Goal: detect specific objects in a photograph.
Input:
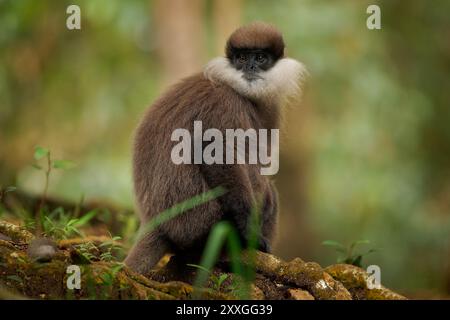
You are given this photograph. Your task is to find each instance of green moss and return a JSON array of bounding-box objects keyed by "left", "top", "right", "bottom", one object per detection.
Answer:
[
  {"left": 325, "top": 264, "right": 406, "bottom": 300},
  {"left": 0, "top": 221, "right": 34, "bottom": 243}
]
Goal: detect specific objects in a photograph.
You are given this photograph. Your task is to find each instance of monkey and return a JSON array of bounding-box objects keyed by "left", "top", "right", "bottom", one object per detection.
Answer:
[{"left": 124, "top": 22, "right": 306, "bottom": 275}]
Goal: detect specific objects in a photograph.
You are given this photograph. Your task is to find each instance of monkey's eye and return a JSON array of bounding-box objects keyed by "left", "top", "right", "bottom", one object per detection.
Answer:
[
  {"left": 237, "top": 53, "right": 247, "bottom": 63},
  {"left": 256, "top": 53, "right": 267, "bottom": 64}
]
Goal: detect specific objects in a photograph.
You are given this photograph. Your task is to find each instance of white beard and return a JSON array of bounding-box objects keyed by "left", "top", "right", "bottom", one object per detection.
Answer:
[{"left": 203, "top": 56, "right": 307, "bottom": 105}]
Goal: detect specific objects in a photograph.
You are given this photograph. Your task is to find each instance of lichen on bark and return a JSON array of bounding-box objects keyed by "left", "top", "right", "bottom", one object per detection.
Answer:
[{"left": 0, "top": 220, "right": 406, "bottom": 300}]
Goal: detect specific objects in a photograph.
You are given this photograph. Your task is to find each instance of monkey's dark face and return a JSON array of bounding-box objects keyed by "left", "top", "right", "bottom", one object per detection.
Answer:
[{"left": 230, "top": 49, "right": 276, "bottom": 81}]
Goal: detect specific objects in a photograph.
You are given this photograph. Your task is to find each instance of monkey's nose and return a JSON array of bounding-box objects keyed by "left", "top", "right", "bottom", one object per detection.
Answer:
[{"left": 247, "top": 64, "right": 257, "bottom": 72}]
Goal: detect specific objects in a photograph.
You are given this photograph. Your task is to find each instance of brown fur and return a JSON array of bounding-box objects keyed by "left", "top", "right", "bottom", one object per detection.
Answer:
[
  {"left": 226, "top": 21, "right": 285, "bottom": 59},
  {"left": 125, "top": 23, "right": 285, "bottom": 275},
  {"left": 125, "top": 74, "right": 279, "bottom": 274}
]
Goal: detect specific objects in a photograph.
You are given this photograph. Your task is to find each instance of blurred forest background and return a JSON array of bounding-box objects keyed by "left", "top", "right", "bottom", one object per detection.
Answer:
[{"left": 0, "top": 0, "right": 449, "bottom": 298}]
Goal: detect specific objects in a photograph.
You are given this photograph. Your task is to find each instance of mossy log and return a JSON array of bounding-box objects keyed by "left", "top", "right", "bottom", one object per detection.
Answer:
[
  {"left": 242, "top": 252, "right": 352, "bottom": 300},
  {"left": 0, "top": 220, "right": 406, "bottom": 300},
  {"left": 325, "top": 264, "right": 407, "bottom": 300}
]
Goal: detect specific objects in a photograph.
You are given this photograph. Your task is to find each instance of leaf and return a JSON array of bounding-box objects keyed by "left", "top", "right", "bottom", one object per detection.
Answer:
[
  {"left": 322, "top": 240, "right": 346, "bottom": 249},
  {"left": 32, "top": 164, "right": 42, "bottom": 170},
  {"left": 338, "top": 256, "right": 347, "bottom": 264},
  {"left": 99, "top": 241, "right": 112, "bottom": 248},
  {"left": 66, "top": 225, "right": 83, "bottom": 237},
  {"left": 111, "top": 264, "right": 124, "bottom": 274},
  {"left": 137, "top": 186, "right": 227, "bottom": 240},
  {"left": 4, "top": 186, "right": 16, "bottom": 193},
  {"left": 44, "top": 216, "right": 56, "bottom": 228},
  {"left": 49, "top": 206, "right": 65, "bottom": 217},
  {"left": 34, "top": 146, "right": 49, "bottom": 160},
  {"left": 217, "top": 274, "right": 229, "bottom": 287},
  {"left": 68, "top": 218, "right": 78, "bottom": 225},
  {"left": 362, "top": 248, "right": 377, "bottom": 256},
  {"left": 52, "top": 160, "right": 76, "bottom": 170},
  {"left": 101, "top": 273, "right": 113, "bottom": 285},
  {"left": 100, "top": 252, "right": 113, "bottom": 261},
  {"left": 350, "top": 240, "right": 370, "bottom": 250},
  {"left": 6, "top": 275, "right": 23, "bottom": 283},
  {"left": 192, "top": 221, "right": 248, "bottom": 299},
  {"left": 352, "top": 255, "right": 363, "bottom": 267},
  {"left": 187, "top": 264, "right": 211, "bottom": 275},
  {"left": 72, "top": 210, "right": 97, "bottom": 227}
]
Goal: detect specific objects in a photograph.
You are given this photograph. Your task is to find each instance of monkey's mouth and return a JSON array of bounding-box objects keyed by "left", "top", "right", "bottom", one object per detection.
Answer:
[{"left": 243, "top": 73, "right": 262, "bottom": 82}]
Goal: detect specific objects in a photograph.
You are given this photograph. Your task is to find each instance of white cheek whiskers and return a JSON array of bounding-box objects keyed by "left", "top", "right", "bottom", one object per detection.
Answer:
[{"left": 204, "top": 56, "right": 307, "bottom": 105}]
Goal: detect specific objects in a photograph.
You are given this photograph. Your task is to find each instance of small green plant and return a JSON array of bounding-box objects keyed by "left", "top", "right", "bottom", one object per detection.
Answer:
[
  {"left": 75, "top": 241, "right": 98, "bottom": 262},
  {"left": 32, "top": 146, "right": 76, "bottom": 233},
  {"left": 322, "top": 239, "right": 377, "bottom": 267},
  {"left": 118, "top": 210, "right": 139, "bottom": 243},
  {"left": 99, "top": 234, "right": 124, "bottom": 262},
  {"left": 190, "top": 221, "right": 252, "bottom": 299},
  {"left": 100, "top": 263, "right": 124, "bottom": 286},
  {"left": 187, "top": 264, "right": 230, "bottom": 291},
  {"left": 42, "top": 207, "right": 97, "bottom": 239},
  {"left": 10, "top": 208, "right": 36, "bottom": 231},
  {"left": 190, "top": 202, "right": 263, "bottom": 299},
  {"left": 75, "top": 234, "right": 123, "bottom": 263},
  {"left": 6, "top": 275, "right": 23, "bottom": 285},
  {"left": 98, "top": 263, "right": 125, "bottom": 299}
]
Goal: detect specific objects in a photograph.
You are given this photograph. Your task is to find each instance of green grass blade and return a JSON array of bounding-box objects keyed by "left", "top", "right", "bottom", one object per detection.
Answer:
[
  {"left": 72, "top": 210, "right": 97, "bottom": 227},
  {"left": 135, "top": 186, "right": 227, "bottom": 242}
]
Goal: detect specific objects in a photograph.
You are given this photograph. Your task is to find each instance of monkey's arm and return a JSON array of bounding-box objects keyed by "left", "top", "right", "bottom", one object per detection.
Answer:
[
  {"left": 199, "top": 161, "right": 256, "bottom": 241},
  {"left": 260, "top": 181, "right": 278, "bottom": 253},
  {"left": 200, "top": 161, "right": 273, "bottom": 252},
  {"left": 201, "top": 163, "right": 252, "bottom": 210},
  {"left": 197, "top": 92, "right": 265, "bottom": 248}
]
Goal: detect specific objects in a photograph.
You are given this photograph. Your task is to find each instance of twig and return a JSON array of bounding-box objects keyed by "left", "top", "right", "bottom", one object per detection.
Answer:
[{"left": 36, "top": 151, "right": 51, "bottom": 235}]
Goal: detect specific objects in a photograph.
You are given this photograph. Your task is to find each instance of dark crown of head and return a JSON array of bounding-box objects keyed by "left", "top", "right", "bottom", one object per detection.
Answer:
[{"left": 225, "top": 22, "right": 285, "bottom": 60}]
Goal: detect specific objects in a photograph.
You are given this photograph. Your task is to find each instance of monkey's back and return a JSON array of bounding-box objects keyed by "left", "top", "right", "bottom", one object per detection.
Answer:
[{"left": 133, "top": 73, "right": 271, "bottom": 248}]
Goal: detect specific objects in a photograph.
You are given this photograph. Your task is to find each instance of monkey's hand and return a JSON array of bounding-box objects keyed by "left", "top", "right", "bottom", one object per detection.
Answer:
[{"left": 224, "top": 196, "right": 272, "bottom": 253}]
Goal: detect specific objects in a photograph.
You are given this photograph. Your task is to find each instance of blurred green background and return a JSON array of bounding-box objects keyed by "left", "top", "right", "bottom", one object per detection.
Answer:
[{"left": 0, "top": 0, "right": 449, "bottom": 298}]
